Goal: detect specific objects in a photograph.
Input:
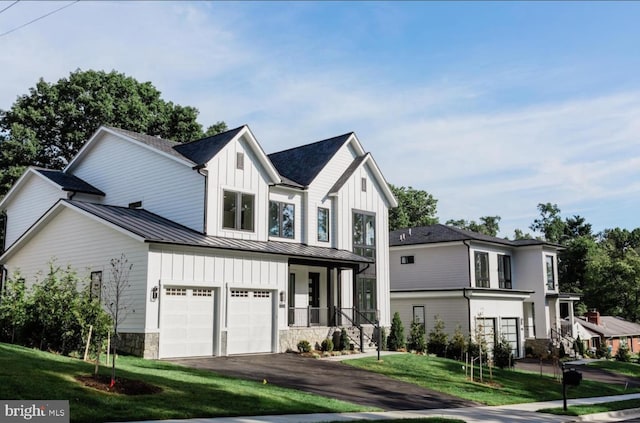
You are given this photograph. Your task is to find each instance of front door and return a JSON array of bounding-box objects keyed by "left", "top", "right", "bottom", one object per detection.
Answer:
[{"left": 309, "top": 273, "right": 320, "bottom": 324}]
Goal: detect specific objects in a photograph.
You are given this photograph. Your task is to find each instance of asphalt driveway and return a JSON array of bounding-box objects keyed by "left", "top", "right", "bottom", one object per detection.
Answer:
[{"left": 170, "top": 353, "right": 476, "bottom": 411}]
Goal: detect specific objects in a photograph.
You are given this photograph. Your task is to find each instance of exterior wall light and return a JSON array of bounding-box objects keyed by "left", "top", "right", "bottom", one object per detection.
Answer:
[{"left": 151, "top": 286, "right": 159, "bottom": 301}]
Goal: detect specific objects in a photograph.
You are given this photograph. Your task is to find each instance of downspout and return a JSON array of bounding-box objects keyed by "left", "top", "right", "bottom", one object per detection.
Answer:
[
  {"left": 463, "top": 240, "right": 472, "bottom": 334},
  {"left": 194, "top": 165, "right": 208, "bottom": 234}
]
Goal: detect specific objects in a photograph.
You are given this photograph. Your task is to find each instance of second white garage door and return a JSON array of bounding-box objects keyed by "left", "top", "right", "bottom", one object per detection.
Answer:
[{"left": 227, "top": 289, "right": 273, "bottom": 355}]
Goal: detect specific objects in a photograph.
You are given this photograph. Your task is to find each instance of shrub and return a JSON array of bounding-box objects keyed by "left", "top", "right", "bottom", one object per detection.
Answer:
[
  {"left": 297, "top": 340, "right": 311, "bottom": 353},
  {"left": 0, "top": 274, "right": 27, "bottom": 344},
  {"left": 427, "top": 315, "right": 448, "bottom": 357},
  {"left": 407, "top": 321, "right": 427, "bottom": 353},
  {"left": 559, "top": 343, "right": 566, "bottom": 359},
  {"left": 387, "top": 312, "right": 405, "bottom": 351},
  {"left": 615, "top": 341, "right": 631, "bottom": 362},
  {"left": 379, "top": 326, "right": 387, "bottom": 351},
  {"left": 574, "top": 336, "right": 585, "bottom": 357},
  {"left": 321, "top": 338, "right": 334, "bottom": 352},
  {"left": 493, "top": 336, "right": 514, "bottom": 369},
  {"left": 447, "top": 325, "right": 467, "bottom": 361},
  {"left": 596, "top": 343, "right": 611, "bottom": 359},
  {"left": 339, "top": 328, "right": 350, "bottom": 351},
  {"left": 468, "top": 337, "right": 488, "bottom": 359}
]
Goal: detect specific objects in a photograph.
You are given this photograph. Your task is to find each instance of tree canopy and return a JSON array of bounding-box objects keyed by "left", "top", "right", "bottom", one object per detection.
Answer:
[
  {"left": 0, "top": 69, "right": 225, "bottom": 196},
  {"left": 446, "top": 216, "right": 501, "bottom": 237},
  {"left": 388, "top": 184, "right": 438, "bottom": 230}
]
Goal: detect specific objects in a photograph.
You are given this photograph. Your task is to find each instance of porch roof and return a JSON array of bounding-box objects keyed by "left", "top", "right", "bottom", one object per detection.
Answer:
[{"left": 67, "top": 200, "right": 372, "bottom": 265}]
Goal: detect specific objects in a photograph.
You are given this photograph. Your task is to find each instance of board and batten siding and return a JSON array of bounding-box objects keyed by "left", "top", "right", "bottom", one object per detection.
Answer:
[
  {"left": 70, "top": 132, "right": 205, "bottom": 232},
  {"left": 333, "top": 160, "right": 392, "bottom": 326},
  {"left": 146, "top": 245, "right": 289, "bottom": 333},
  {"left": 3, "top": 207, "right": 149, "bottom": 332},
  {"left": 391, "top": 295, "right": 470, "bottom": 338},
  {"left": 390, "top": 243, "right": 470, "bottom": 290},
  {"left": 205, "top": 135, "right": 271, "bottom": 240}
]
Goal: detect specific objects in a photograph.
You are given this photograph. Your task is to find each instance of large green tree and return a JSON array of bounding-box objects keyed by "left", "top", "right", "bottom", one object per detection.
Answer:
[
  {"left": 446, "top": 216, "right": 501, "bottom": 237},
  {"left": 0, "top": 69, "right": 225, "bottom": 196},
  {"left": 388, "top": 184, "right": 438, "bottom": 230}
]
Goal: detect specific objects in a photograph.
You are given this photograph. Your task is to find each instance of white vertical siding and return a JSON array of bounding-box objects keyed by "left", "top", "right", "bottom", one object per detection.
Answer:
[
  {"left": 71, "top": 132, "right": 205, "bottom": 232},
  {"left": 390, "top": 243, "right": 470, "bottom": 290},
  {"left": 3, "top": 173, "right": 63, "bottom": 248},
  {"left": 268, "top": 188, "right": 303, "bottom": 243},
  {"left": 3, "top": 207, "right": 149, "bottom": 332},
  {"left": 205, "top": 135, "right": 271, "bottom": 240}
]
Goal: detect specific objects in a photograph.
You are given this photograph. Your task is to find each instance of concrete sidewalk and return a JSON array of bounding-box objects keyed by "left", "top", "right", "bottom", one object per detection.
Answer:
[{"left": 121, "top": 393, "right": 640, "bottom": 423}]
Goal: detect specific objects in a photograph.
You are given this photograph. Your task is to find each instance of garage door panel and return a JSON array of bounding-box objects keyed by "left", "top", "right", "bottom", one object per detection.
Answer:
[{"left": 227, "top": 290, "right": 273, "bottom": 355}]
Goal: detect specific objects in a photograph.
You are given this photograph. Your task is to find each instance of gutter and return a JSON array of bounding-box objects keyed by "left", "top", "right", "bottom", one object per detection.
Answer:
[
  {"left": 194, "top": 166, "right": 208, "bottom": 234},
  {"left": 463, "top": 240, "right": 472, "bottom": 334}
]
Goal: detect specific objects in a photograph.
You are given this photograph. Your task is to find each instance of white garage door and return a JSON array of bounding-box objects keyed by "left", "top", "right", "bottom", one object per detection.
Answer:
[
  {"left": 159, "top": 287, "right": 215, "bottom": 358},
  {"left": 227, "top": 289, "right": 273, "bottom": 355}
]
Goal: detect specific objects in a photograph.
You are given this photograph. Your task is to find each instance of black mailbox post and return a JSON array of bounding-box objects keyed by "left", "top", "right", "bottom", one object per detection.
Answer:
[{"left": 562, "top": 364, "right": 583, "bottom": 411}]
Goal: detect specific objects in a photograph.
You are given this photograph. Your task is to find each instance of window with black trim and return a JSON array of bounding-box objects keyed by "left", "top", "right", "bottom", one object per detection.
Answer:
[
  {"left": 223, "top": 190, "right": 254, "bottom": 231},
  {"left": 546, "top": 255, "right": 555, "bottom": 290},
  {"left": 401, "top": 255, "right": 415, "bottom": 264},
  {"left": 269, "top": 201, "right": 295, "bottom": 238},
  {"left": 498, "top": 254, "right": 512, "bottom": 289},
  {"left": 90, "top": 271, "right": 102, "bottom": 300},
  {"left": 317, "top": 207, "right": 329, "bottom": 242},
  {"left": 413, "top": 305, "right": 425, "bottom": 331},
  {"left": 0, "top": 210, "right": 7, "bottom": 253},
  {"left": 353, "top": 211, "right": 375, "bottom": 258},
  {"left": 474, "top": 251, "right": 489, "bottom": 288}
]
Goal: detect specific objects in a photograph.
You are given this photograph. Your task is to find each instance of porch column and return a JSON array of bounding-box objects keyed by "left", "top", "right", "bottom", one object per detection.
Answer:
[
  {"left": 327, "top": 266, "right": 334, "bottom": 326},
  {"left": 568, "top": 302, "right": 575, "bottom": 338}
]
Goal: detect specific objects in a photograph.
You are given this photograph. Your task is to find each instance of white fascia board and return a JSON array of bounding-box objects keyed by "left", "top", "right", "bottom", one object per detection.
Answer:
[
  {"left": 390, "top": 241, "right": 465, "bottom": 252},
  {"left": 65, "top": 126, "right": 194, "bottom": 173},
  {"left": 467, "top": 290, "right": 532, "bottom": 301},
  {"left": 0, "top": 200, "right": 145, "bottom": 263},
  {"left": 363, "top": 155, "right": 398, "bottom": 208},
  {"left": 0, "top": 167, "right": 62, "bottom": 209},
  {"left": 238, "top": 126, "right": 282, "bottom": 184},
  {"left": 390, "top": 290, "right": 466, "bottom": 300},
  {"left": 346, "top": 133, "right": 366, "bottom": 156}
]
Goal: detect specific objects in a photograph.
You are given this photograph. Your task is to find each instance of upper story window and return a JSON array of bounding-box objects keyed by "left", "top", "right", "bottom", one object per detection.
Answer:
[
  {"left": 317, "top": 207, "right": 329, "bottom": 242},
  {"left": 546, "top": 255, "right": 556, "bottom": 290},
  {"left": 236, "top": 152, "right": 244, "bottom": 170},
  {"left": 0, "top": 210, "right": 6, "bottom": 253},
  {"left": 269, "top": 201, "right": 295, "bottom": 238},
  {"left": 90, "top": 271, "right": 102, "bottom": 300},
  {"left": 353, "top": 211, "right": 375, "bottom": 258},
  {"left": 474, "top": 251, "right": 490, "bottom": 288},
  {"left": 361, "top": 178, "right": 367, "bottom": 192},
  {"left": 497, "top": 254, "right": 512, "bottom": 289},
  {"left": 223, "top": 190, "right": 254, "bottom": 231},
  {"left": 401, "top": 255, "right": 415, "bottom": 264}
]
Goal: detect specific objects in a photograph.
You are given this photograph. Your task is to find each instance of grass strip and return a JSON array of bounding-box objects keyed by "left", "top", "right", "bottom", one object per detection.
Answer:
[{"left": 538, "top": 398, "right": 640, "bottom": 416}]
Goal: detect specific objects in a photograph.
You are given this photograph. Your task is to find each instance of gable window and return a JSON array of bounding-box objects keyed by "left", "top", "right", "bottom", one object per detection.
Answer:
[
  {"left": 546, "top": 255, "right": 555, "bottom": 290},
  {"left": 317, "top": 207, "right": 329, "bottom": 242},
  {"left": 497, "top": 254, "right": 512, "bottom": 289},
  {"left": 90, "top": 271, "right": 102, "bottom": 300},
  {"left": 361, "top": 177, "right": 367, "bottom": 192},
  {"left": 269, "top": 201, "right": 295, "bottom": 238},
  {"left": 223, "top": 190, "right": 254, "bottom": 231},
  {"left": 353, "top": 211, "right": 375, "bottom": 258},
  {"left": 0, "top": 210, "right": 6, "bottom": 253},
  {"left": 474, "top": 251, "right": 490, "bottom": 288},
  {"left": 236, "top": 152, "right": 244, "bottom": 170},
  {"left": 401, "top": 255, "right": 415, "bottom": 264}
]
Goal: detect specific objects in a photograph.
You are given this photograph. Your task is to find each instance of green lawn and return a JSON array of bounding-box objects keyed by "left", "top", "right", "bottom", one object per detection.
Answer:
[
  {"left": 538, "top": 398, "right": 640, "bottom": 416},
  {"left": 588, "top": 360, "right": 640, "bottom": 378},
  {"left": 0, "top": 343, "right": 374, "bottom": 423},
  {"left": 345, "top": 354, "right": 640, "bottom": 406}
]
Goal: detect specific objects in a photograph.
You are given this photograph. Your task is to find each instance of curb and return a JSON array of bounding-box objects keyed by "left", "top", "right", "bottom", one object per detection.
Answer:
[{"left": 570, "top": 407, "right": 640, "bottom": 422}]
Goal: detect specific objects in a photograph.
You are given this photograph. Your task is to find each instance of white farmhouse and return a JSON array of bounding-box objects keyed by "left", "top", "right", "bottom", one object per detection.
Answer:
[{"left": 0, "top": 125, "right": 397, "bottom": 359}]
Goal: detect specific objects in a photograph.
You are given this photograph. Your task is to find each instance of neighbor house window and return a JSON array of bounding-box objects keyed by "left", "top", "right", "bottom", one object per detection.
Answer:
[
  {"left": 475, "top": 251, "right": 490, "bottom": 288},
  {"left": 401, "top": 255, "right": 415, "bottom": 264},
  {"left": 0, "top": 210, "right": 6, "bottom": 253},
  {"left": 317, "top": 207, "right": 329, "bottom": 242},
  {"left": 236, "top": 152, "right": 244, "bottom": 170},
  {"left": 90, "top": 271, "right": 102, "bottom": 300},
  {"left": 413, "top": 305, "right": 425, "bottom": 331},
  {"left": 497, "top": 254, "right": 512, "bottom": 289},
  {"left": 269, "top": 201, "right": 295, "bottom": 238},
  {"left": 223, "top": 190, "right": 254, "bottom": 231},
  {"left": 546, "top": 255, "right": 555, "bottom": 290},
  {"left": 353, "top": 211, "right": 375, "bottom": 258}
]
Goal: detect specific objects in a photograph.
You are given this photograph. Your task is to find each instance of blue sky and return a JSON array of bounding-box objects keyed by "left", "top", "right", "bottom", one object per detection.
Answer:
[{"left": 1, "top": 1, "right": 639, "bottom": 237}]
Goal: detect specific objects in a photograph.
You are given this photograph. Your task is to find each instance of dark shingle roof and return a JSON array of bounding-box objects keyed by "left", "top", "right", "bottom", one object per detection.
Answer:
[
  {"left": 390, "top": 224, "right": 551, "bottom": 248},
  {"left": 67, "top": 200, "right": 371, "bottom": 264},
  {"left": 328, "top": 154, "right": 368, "bottom": 194},
  {"left": 105, "top": 127, "right": 193, "bottom": 164},
  {"left": 575, "top": 316, "right": 640, "bottom": 337},
  {"left": 268, "top": 133, "right": 353, "bottom": 187},
  {"left": 35, "top": 169, "right": 105, "bottom": 196},
  {"left": 173, "top": 126, "right": 245, "bottom": 167}
]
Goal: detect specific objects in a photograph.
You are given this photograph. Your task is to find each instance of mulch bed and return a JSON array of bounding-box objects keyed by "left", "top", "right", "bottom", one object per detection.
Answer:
[{"left": 76, "top": 374, "right": 162, "bottom": 395}]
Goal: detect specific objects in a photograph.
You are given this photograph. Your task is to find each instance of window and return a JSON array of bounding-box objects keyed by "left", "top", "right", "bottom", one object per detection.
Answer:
[
  {"left": 413, "top": 305, "right": 425, "bottom": 331},
  {"left": 546, "top": 255, "right": 555, "bottom": 290},
  {"left": 0, "top": 210, "right": 6, "bottom": 253},
  {"left": 401, "top": 255, "right": 415, "bottom": 264},
  {"left": 474, "top": 251, "right": 489, "bottom": 288},
  {"left": 317, "top": 207, "right": 329, "bottom": 242},
  {"left": 236, "top": 152, "right": 244, "bottom": 170},
  {"left": 353, "top": 211, "right": 375, "bottom": 258},
  {"left": 497, "top": 255, "right": 512, "bottom": 289},
  {"left": 223, "top": 190, "right": 254, "bottom": 231},
  {"left": 166, "top": 288, "right": 187, "bottom": 296},
  {"left": 501, "top": 318, "right": 519, "bottom": 357},
  {"left": 288, "top": 273, "right": 295, "bottom": 325},
  {"left": 269, "top": 201, "right": 295, "bottom": 238},
  {"left": 361, "top": 177, "right": 367, "bottom": 192},
  {"left": 90, "top": 271, "right": 102, "bottom": 300},
  {"left": 476, "top": 317, "right": 496, "bottom": 354},
  {"left": 356, "top": 277, "right": 377, "bottom": 322}
]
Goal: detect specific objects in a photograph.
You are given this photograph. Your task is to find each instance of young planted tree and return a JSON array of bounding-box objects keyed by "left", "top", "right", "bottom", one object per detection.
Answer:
[
  {"left": 102, "top": 254, "right": 134, "bottom": 387},
  {"left": 0, "top": 273, "right": 27, "bottom": 343},
  {"left": 447, "top": 324, "right": 467, "bottom": 361},
  {"left": 427, "top": 315, "right": 448, "bottom": 357},
  {"left": 387, "top": 312, "right": 406, "bottom": 351},
  {"left": 407, "top": 320, "right": 427, "bottom": 353}
]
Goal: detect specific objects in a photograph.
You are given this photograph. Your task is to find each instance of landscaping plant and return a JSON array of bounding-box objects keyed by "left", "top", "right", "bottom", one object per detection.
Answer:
[
  {"left": 492, "top": 335, "right": 514, "bottom": 369},
  {"left": 297, "top": 340, "right": 312, "bottom": 353},
  {"left": 321, "top": 338, "right": 334, "bottom": 352},
  {"left": 427, "top": 315, "right": 448, "bottom": 357},
  {"left": 339, "top": 328, "right": 350, "bottom": 351},
  {"left": 407, "top": 320, "right": 427, "bottom": 353},
  {"left": 446, "top": 325, "right": 467, "bottom": 361},
  {"left": 387, "top": 312, "right": 405, "bottom": 351},
  {"left": 615, "top": 341, "right": 631, "bottom": 362}
]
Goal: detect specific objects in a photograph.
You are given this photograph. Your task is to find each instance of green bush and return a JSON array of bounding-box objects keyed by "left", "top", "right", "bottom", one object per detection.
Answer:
[
  {"left": 427, "top": 315, "right": 448, "bottom": 357},
  {"left": 447, "top": 325, "right": 467, "bottom": 361},
  {"left": 338, "top": 328, "right": 350, "bottom": 351},
  {"left": 493, "top": 336, "right": 514, "bottom": 369},
  {"left": 387, "top": 312, "right": 405, "bottom": 351},
  {"left": 297, "top": 340, "right": 312, "bottom": 353},
  {"left": 407, "top": 321, "right": 427, "bottom": 353},
  {"left": 574, "top": 336, "right": 585, "bottom": 357},
  {"left": 468, "top": 337, "right": 488, "bottom": 359},
  {"left": 615, "top": 342, "right": 631, "bottom": 362},
  {"left": 596, "top": 343, "right": 611, "bottom": 359},
  {"left": 321, "top": 338, "right": 334, "bottom": 352}
]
